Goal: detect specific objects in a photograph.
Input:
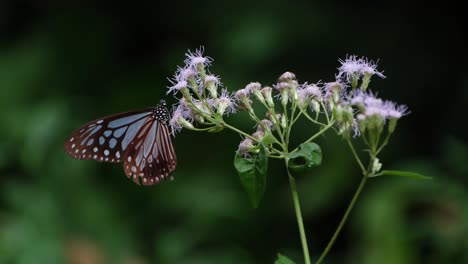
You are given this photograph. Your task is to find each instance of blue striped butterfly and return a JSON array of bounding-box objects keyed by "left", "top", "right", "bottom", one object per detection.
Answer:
[{"left": 64, "top": 100, "right": 176, "bottom": 186}]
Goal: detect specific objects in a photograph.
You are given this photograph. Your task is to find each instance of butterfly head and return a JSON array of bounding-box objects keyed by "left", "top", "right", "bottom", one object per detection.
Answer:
[{"left": 153, "top": 100, "right": 170, "bottom": 124}]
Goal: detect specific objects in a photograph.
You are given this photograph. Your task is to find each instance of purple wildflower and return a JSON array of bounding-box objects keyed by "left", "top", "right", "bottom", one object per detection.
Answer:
[
  {"left": 184, "top": 47, "right": 213, "bottom": 68},
  {"left": 167, "top": 80, "right": 188, "bottom": 95},
  {"left": 215, "top": 89, "right": 236, "bottom": 115},
  {"left": 238, "top": 138, "right": 255, "bottom": 157},
  {"left": 278, "top": 71, "right": 296, "bottom": 82},
  {"left": 337, "top": 55, "right": 363, "bottom": 83}
]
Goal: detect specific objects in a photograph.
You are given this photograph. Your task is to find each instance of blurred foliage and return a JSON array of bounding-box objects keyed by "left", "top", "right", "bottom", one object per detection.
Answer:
[{"left": 0, "top": 1, "right": 466, "bottom": 264}]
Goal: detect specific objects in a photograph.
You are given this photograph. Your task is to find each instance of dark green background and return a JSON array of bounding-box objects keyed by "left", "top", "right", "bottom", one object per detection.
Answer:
[{"left": 0, "top": 1, "right": 466, "bottom": 264}]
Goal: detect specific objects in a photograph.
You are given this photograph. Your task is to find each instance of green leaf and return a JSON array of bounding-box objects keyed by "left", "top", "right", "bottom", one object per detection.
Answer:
[
  {"left": 261, "top": 132, "right": 278, "bottom": 145},
  {"left": 287, "top": 142, "right": 322, "bottom": 172},
  {"left": 274, "top": 253, "right": 296, "bottom": 264},
  {"left": 234, "top": 147, "right": 268, "bottom": 208},
  {"left": 378, "top": 170, "right": 432, "bottom": 180}
]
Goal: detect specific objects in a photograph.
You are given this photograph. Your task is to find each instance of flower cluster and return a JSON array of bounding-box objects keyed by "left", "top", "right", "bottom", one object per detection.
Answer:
[
  {"left": 167, "top": 49, "right": 409, "bottom": 162},
  {"left": 168, "top": 48, "right": 235, "bottom": 134}
]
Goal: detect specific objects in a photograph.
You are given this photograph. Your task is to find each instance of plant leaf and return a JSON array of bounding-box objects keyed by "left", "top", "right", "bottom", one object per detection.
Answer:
[
  {"left": 234, "top": 147, "right": 268, "bottom": 208},
  {"left": 274, "top": 253, "right": 296, "bottom": 264},
  {"left": 378, "top": 170, "right": 432, "bottom": 180},
  {"left": 262, "top": 132, "right": 277, "bottom": 145},
  {"left": 287, "top": 142, "right": 322, "bottom": 172}
]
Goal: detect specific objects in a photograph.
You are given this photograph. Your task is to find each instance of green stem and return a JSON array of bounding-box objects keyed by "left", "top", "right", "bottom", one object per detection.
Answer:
[
  {"left": 286, "top": 162, "right": 311, "bottom": 264},
  {"left": 222, "top": 121, "right": 283, "bottom": 154},
  {"left": 346, "top": 139, "right": 366, "bottom": 174},
  {"left": 290, "top": 121, "right": 335, "bottom": 153},
  {"left": 302, "top": 111, "right": 328, "bottom": 127},
  {"left": 315, "top": 174, "right": 368, "bottom": 264}
]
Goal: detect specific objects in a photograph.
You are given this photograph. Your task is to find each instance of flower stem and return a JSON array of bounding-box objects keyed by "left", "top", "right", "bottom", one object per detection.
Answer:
[
  {"left": 346, "top": 139, "right": 366, "bottom": 174},
  {"left": 286, "top": 162, "right": 311, "bottom": 264},
  {"left": 315, "top": 174, "right": 368, "bottom": 264}
]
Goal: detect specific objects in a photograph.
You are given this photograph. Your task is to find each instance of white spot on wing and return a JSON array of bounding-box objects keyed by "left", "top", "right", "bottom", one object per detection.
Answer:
[{"left": 104, "top": 150, "right": 109, "bottom": 156}]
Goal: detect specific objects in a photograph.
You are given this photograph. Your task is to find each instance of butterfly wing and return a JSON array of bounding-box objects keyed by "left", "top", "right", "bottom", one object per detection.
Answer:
[
  {"left": 123, "top": 120, "right": 177, "bottom": 186},
  {"left": 64, "top": 103, "right": 177, "bottom": 186},
  {"left": 64, "top": 110, "right": 153, "bottom": 163}
]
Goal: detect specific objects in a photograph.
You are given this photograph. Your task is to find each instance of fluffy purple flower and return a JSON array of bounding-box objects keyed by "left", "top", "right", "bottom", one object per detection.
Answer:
[
  {"left": 204, "top": 75, "right": 220, "bottom": 86},
  {"left": 176, "top": 66, "right": 198, "bottom": 82},
  {"left": 360, "top": 58, "right": 385, "bottom": 79},
  {"left": 215, "top": 89, "right": 236, "bottom": 115},
  {"left": 167, "top": 80, "right": 188, "bottom": 95},
  {"left": 238, "top": 138, "right": 255, "bottom": 157},
  {"left": 245, "top": 82, "right": 262, "bottom": 93},
  {"left": 184, "top": 47, "right": 213, "bottom": 68},
  {"left": 235, "top": 88, "right": 251, "bottom": 100},
  {"left": 278, "top": 71, "right": 296, "bottom": 82},
  {"left": 383, "top": 101, "right": 409, "bottom": 119},
  {"left": 170, "top": 106, "right": 194, "bottom": 134},
  {"left": 337, "top": 55, "right": 363, "bottom": 82}
]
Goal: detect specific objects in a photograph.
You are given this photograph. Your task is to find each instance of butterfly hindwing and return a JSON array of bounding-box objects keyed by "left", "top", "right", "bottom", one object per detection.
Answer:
[{"left": 123, "top": 121, "right": 177, "bottom": 186}]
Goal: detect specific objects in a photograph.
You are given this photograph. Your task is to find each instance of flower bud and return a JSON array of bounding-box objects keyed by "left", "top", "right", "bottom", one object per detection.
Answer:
[
  {"left": 327, "top": 82, "right": 343, "bottom": 104},
  {"left": 204, "top": 75, "right": 219, "bottom": 98},
  {"left": 278, "top": 71, "right": 296, "bottom": 83},
  {"left": 252, "top": 131, "right": 265, "bottom": 140},
  {"left": 238, "top": 138, "right": 255, "bottom": 157},
  {"left": 334, "top": 104, "right": 344, "bottom": 122},
  {"left": 310, "top": 100, "right": 320, "bottom": 113},
  {"left": 371, "top": 158, "right": 382, "bottom": 174},
  {"left": 289, "top": 80, "right": 299, "bottom": 102},
  {"left": 246, "top": 82, "right": 265, "bottom": 104},
  {"left": 261, "top": 86, "right": 274, "bottom": 107},
  {"left": 280, "top": 114, "right": 287, "bottom": 129},
  {"left": 178, "top": 116, "right": 194, "bottom": 129},
  {"left": 357, "top": 114, "right": 366, "bottom": 134},
  {"left": 258, "top": 119, "right": 274, "bottom": 132}
]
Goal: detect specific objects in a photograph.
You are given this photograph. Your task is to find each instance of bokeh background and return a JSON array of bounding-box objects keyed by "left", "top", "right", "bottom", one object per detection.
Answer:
[{"left": 0, "top": 1, "right": 466, "bottom": 264}]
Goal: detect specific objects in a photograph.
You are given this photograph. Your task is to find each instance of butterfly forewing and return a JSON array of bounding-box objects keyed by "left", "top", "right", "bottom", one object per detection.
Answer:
[
  {"left": 64, "top": 110, "right": 152, "bottom": 163},
  {"left": 64, "top": 103, "right": 176, "bottom": 186}
]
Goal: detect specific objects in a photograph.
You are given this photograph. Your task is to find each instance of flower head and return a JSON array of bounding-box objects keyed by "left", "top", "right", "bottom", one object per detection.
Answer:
[
  {"left": 337, "top": 55, "right": 363, "bottom": 83},
  {"left": 261, "top": 86, "right": 274, "bottom": 107},
  {"left": 176, "top": 66, "right": 198, "bottom": 82},
  {"left": 325, "top": 80, "right": 346, "bottom": 107},
  {"left": 170, "top": 106, "right": 194, "bottom": 134},
  {"left": 278, "top": 71, "right": 296, "bottom": 83},
  {"left": 275, "top": 82, "right": 291, "bottom": 106},
  {"left": 215, "top": 89, "right": 236, "bottom": 115},
  {"left": 297, "top": 83, "right": 323, "bottom": 109},
  {"left": 245, "top": 82, "right": 262, "bottom": 93},
  {"left": 252, "top": 131, "right": 265, "bottom": 140},
  {"left": 360, "top": 58, "right": 385, "bottom": 79},
  {"left": 238, "top": 138, "right": 255, "bottom": 157},
  {"left": 184, "top": 47, "right": 213, "bottom": 68},
  {"left": 204, "top": 75, "right": 221, "bottom": 98},
  {"left": 167, "top": 80, "right": 188, "bottom": 95},
  {"left": 383, "top": 101, "right": 409, "bottom": 119},
  {"left": 257, "top": 119, "right": 274, "bottom": 132}
]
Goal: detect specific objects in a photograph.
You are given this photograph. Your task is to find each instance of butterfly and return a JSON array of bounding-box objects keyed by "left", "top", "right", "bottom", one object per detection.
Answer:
[{"left": 64, "top": 100, "right": 176, "bottom": 186}]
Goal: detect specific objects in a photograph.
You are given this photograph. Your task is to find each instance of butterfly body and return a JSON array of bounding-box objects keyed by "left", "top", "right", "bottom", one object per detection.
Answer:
[{"left": 64, "top": 101, "right": 176, "bottom": 186}]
